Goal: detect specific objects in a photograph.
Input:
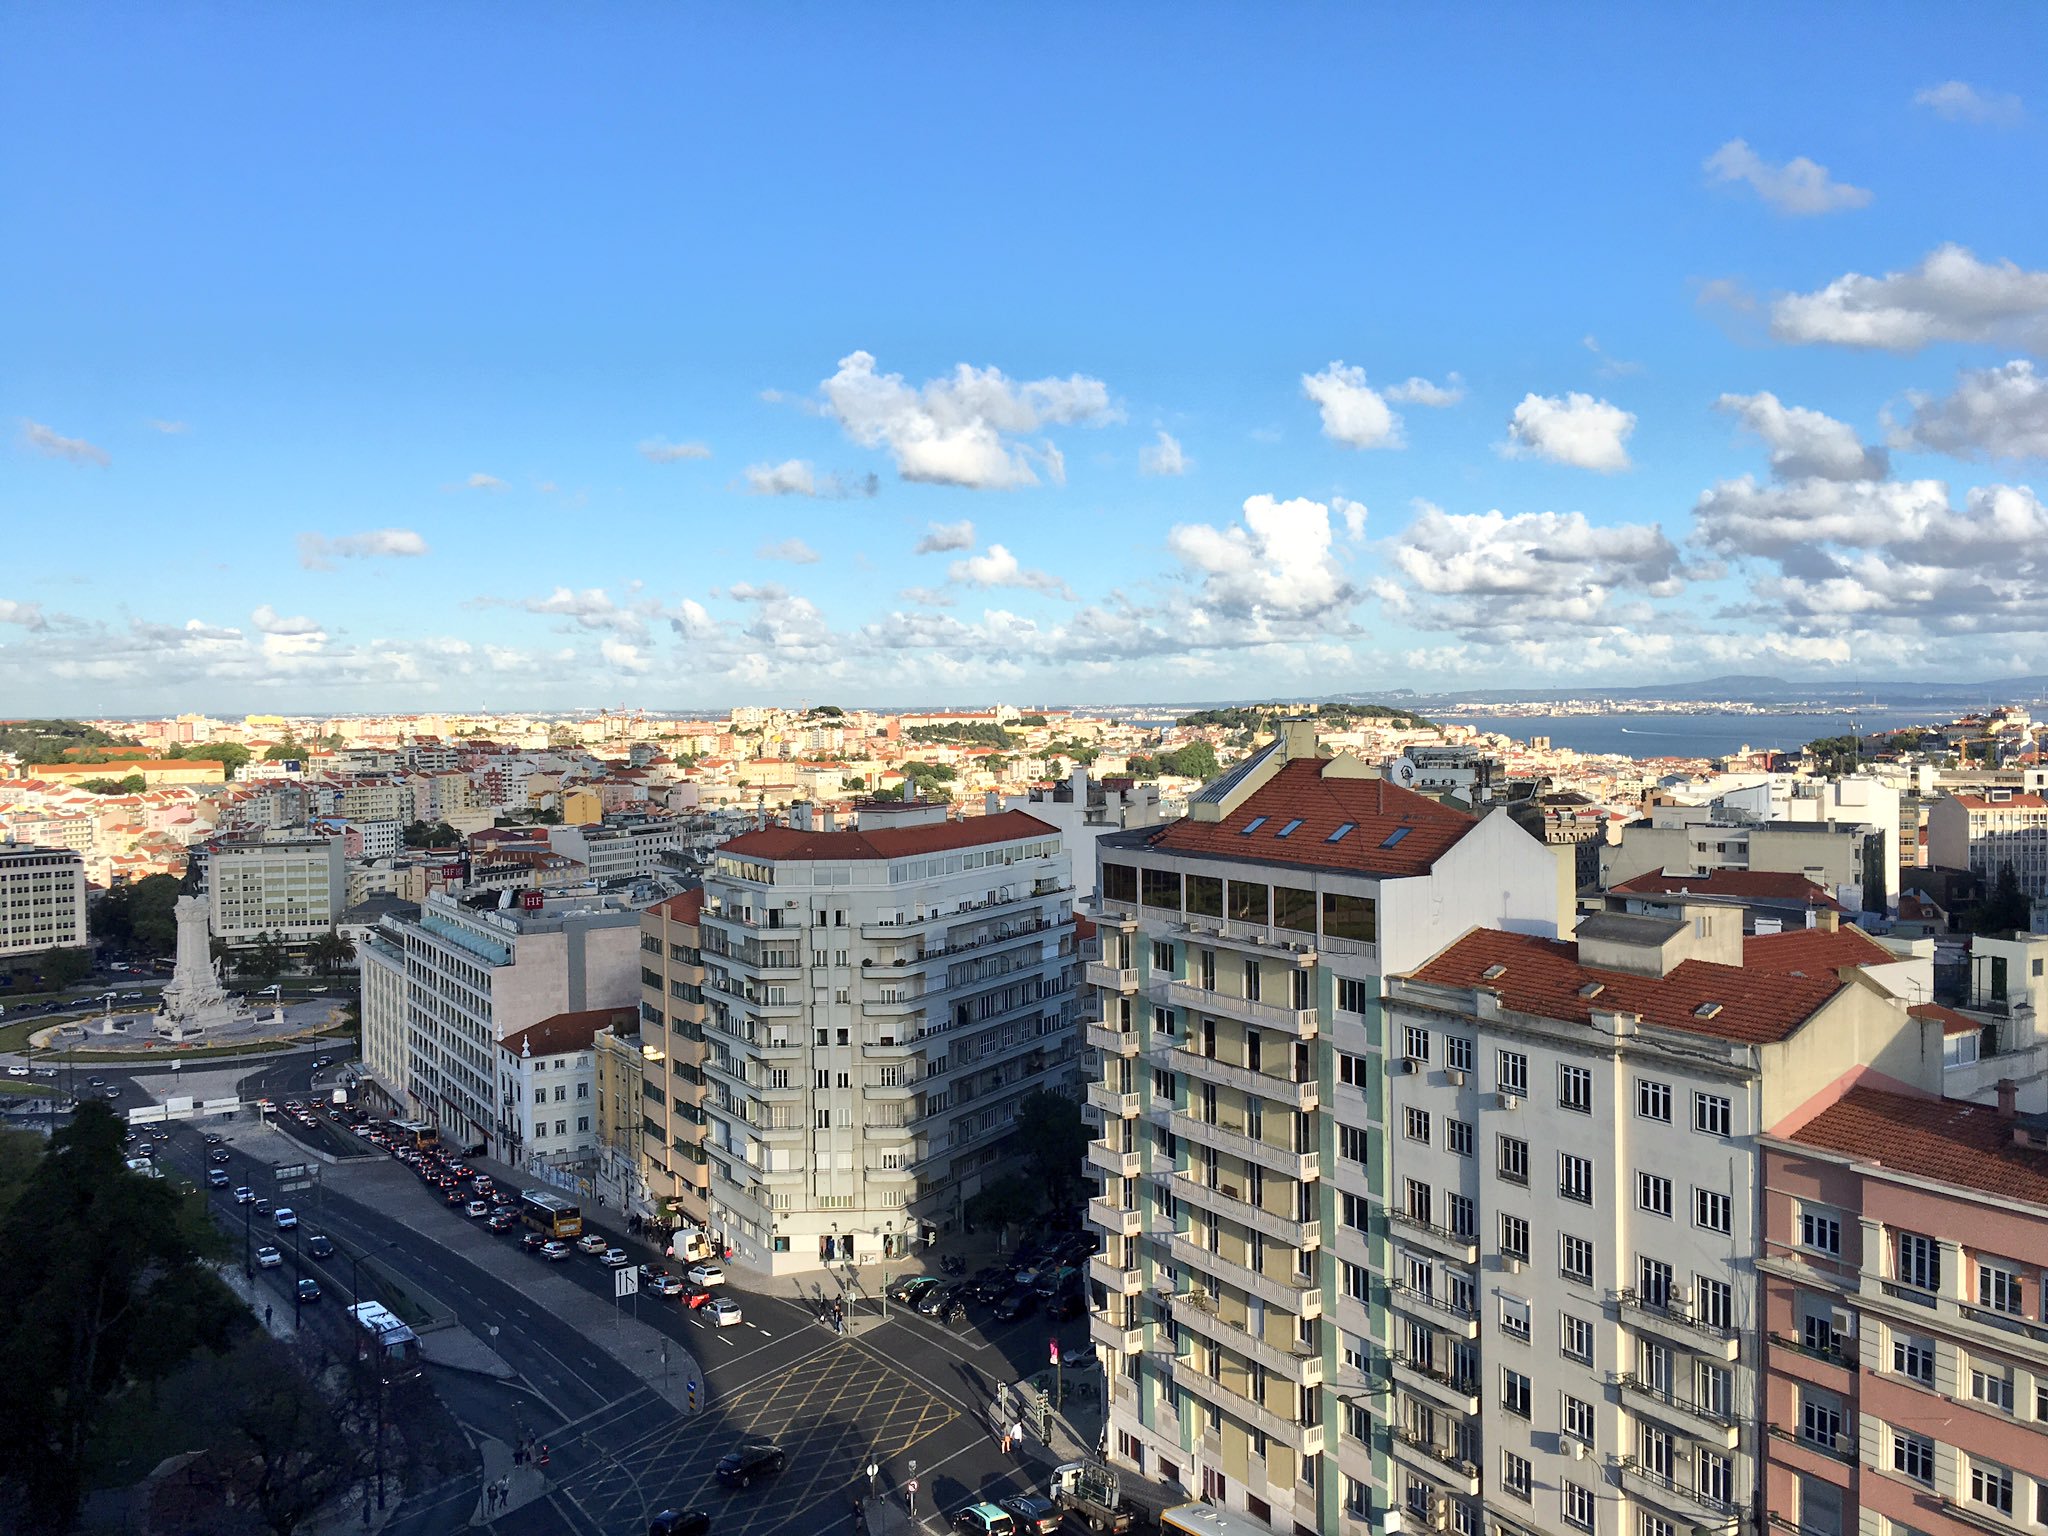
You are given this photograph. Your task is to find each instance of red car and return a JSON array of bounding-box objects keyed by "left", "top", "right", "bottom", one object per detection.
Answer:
[{"left": 679, "top": 1285, "right": 714, "bottom": 1309}]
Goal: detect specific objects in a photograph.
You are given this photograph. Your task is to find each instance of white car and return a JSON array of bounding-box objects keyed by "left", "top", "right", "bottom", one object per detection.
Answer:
[
  {"left": 256, "top": 1245, "right": 282, "bottom": 1269},
  {"left": 687, "top": 1262, "right": 726, "bottom": 1287},
  {"left": 574, "top": 1232, "right": 608, "bottom": 1255},
  {"left": 4, "top": 1066, "right": 27, "bottom": 1078},
  {"left": 542, "top": 1240, "right": 573, "bottom": 1261},
  {"left": 600, "top": 1247, "right": 630, "bottom": 1268},
  {"left": 274, "top": 1207, "right": 297, "bottom": 1230},
  {"left": 706, "top": 1297, "right": 743, "bottom": 1327}
]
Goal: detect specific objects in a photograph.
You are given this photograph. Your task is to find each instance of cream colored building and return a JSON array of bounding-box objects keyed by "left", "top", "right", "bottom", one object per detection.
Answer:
[
  {"left": 0, "top": 841, "right": 88, "bottom": 959},
  {"left": 638, "top": 888, "right": 711, "bottom": 1229}
]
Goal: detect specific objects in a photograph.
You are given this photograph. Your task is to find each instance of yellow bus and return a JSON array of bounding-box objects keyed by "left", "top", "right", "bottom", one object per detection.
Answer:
[
  {"left": 1160, "top": 1506, "right": 1275, "bottom": 1536},
  {"left": 518, "top": 1188, "right": 583, "bottom": 1239}
]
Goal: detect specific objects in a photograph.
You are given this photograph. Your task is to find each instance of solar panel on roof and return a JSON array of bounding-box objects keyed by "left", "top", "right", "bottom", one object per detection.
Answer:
[
  {"left": 1381, "top": 826, "right": 1411, "bottom": 848},
  {"left": 1276, "top": 819, "right": 1303, "bottom": 838}
]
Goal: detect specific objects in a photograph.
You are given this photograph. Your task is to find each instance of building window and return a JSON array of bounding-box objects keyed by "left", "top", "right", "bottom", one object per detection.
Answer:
[
  {"left": 1799, "top": 1393, "right": 1844, "bottom": 1452},
  {"left": 1693, "top": 1091, "right": 1731, "bottom": 1136},
  {"left": 1891, "top": 1430, "right": 1934, "bottom": 1484},
  {"left": 1404, "top": 1107, "right": 1431, "bottom": 1144},
  {"left": 1502, "top": 1452, "right": 1531, "bottom": 1501},
  {"left": 1321, "top": 891, "right": 1376, "bottom": 942},
  {"left": 1561, "top": 1312, "right": 1594, "bottom": 1364},
  {"left": 1637, "top": 1171, "right": 1673, "bottom": 1217},
  {"left": 1500, "top": 1294, "right": 1530, "bottom": 1341},
  {"left": 577, "top": 1115, "right": 589, "bottom": 1133},
  {"left": 1637, "top": 1078, "right": 1672, "bottom": 1122},
  {"left": 1337, "top": 977, "right": 1371, "bottom": 1013},
  {"left": 1971, "top": 1365, "right": 2014, "bottom": 1413},
  {"left": 1560, "top": 1234, "right": 1594, "bottom": 1285},
  {"left": 1977, "top": 1258, "right": 2023, "bottom": 1314},
  {"left": 1339, "top": 1125, "right": 1368, "bottom": 1164},
  {"left": 1892, "top": 1332, "right": 1934, "bottom": 1384},
  {"left": 1404, "top": 1025, "right": 1432, "bottom": 1062},
  {"left": 1341, "top": 1191, "right": 1370, "bottom": 1232},
  {"left": 1445, "top": 1035, "right": 1473, "bottom": 1073},
  {"left": 1562, "top": 1394, "right": 1594, "bottom": 1444},
  {"left": 1970, "top": 1460, "right": 2014, "bottom": 1517},
  {"left": 1694, "top": 1187, "right": 1732, "bottom": 1235},
  {"left": 1558, "top": 1153, "right": 1593, "bottom": 1204},
  {"left": 1152, "top": 941, "right": 1175, "bottom": 971},
  {"left": 1502, "top": 1369, "right": 1531, "bottom": 1417},
  {"left": 1695, "top": 1276, "right": 1733, "bottom": 1330},
  {"left": 1446, "top": 1120, "right": 1473, "bottom": 1157},
  {"left": 1558, "top": 1064, "right": 1592, "bottom": 1113},
  {"left": 1800, "top": 1209, "right": 1842, "bottom": 1255},
  {"left": 1497, "top": 1135, "right": 1528, "bottom": 1186},
  {"left": 1496, "top": 1050, "right": 1527, "bottom": 1096},
  {"left": 1500, "top": 1215, "right": 1529, "bottom": 1264},
  {"left": 1562, "top": 1482, "right": 1594, "bottom": 1533},
  {"left": 1447, "top": 1193, "right": 1476, "bottom": 1239},
  {"left": 1895, "top": 1231, "right": 1940, "bottom": 1291}
]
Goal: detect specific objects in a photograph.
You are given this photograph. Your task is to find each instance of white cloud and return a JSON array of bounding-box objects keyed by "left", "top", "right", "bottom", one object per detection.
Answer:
[
  {"left": 21, "top": 420, "right": 109, "bottom": 466},
  {"left": 1301, "top": 362, "right": 1400, "bottom": 449},
  {"left": 896, "top": 585, "right": 956, "bottom": 607},
  {"left": 1715, "top": 392, "right": 1888, "bottom": 481},
  {"left": 297, "top": 528, "right": 431, "bottom": 570},
  {"left": 1702, "top": 138, "right": 1872, "bottom": 216},
  {"left": 1334, "top": 497, "right": 1368, "bottom": 540},
  {"left": 1770, "top": 244, "right": 2048, "bottom": 353},
  {"left": 1913, "top": 80, "right": 2024, "bottom": 127},
  {"left": 1582, "top": 335, "right": 1644, "bottom": 377},
  {"left": 1692, "top": 474, "right": 1952, "bottom": 558},
  {"left": 484, "top": 586, "right": 655, "bottom": 637},
  {"left": 463, "top": 472, "right": 507, "bottom": 491},
  {"left": 600, "top": 638, "right": 651, "bottom": 673},
  {"left": 639, "top": 438, "right": 712, "bottom": 463},
  {"left": 0, "top": 599, "right": 48, "bottom": 630},
  {"left": 914, "top": 520, "right": 976, "bottom": 554},
  {"left": 1890, "top": 360, "right": 2048, "bottom": 461},
  {"left": 1384, "top": 374, "right": 1466, "bottom": 407},
  {"left": 819, "top": 350, "right": 1119, "bottom": 489},
  {"left": 1501, "top": 392, "right": 1636, "bottom": 472},
  {"left": 742, "top": 459, "right": 878, "bottom": 498},
  {"left": 757, "top": 537, "right": 821, "bottom": 564},
  {"left": 947, "top": 544, "right": 1073, "bottom": 597},
  {"left": 1139, "top": 429, "right": 1190, "bottom": 477},
  {"left": 145, "top": 418, "right": 188, "bottom": 434},
  {"left": 1167, "top": 494, "right": 1353, "bottom": 620},
  {"left": 250, "top": 604, "right": 323, "bottom": 636}
]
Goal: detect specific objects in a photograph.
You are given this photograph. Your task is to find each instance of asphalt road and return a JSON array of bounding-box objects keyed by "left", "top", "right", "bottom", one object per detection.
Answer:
[{"left": 130, "top": 1058, "right": 1101, "bottom": 1536}]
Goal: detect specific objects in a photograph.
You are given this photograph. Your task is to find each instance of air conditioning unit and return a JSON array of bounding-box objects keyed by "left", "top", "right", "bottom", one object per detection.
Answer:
[
  {"left": 1829, "top": 1306, "right": 1856, "bottom": 1336},
  {"left": 1672, "top": 1286, "right": 1693, "bottom": 1311},
  {"left": 1395, "top": 1058, "right": 1416, "bottom": 1075},
  {"left": 1505, "top": 1257, "right": 1523, "bottom": 1275},
  {"left": 1568, "top": 1436, "right": 1589, "bottom": 1461},
  {"left": 1446, "top": 1068, "right": 1467, "bottom": 1087},
  {"left": 1497, "top": 1092, "right": 1521, "bottom": 1111}
]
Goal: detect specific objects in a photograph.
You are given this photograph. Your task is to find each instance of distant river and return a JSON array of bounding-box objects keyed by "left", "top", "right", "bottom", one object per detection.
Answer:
[{"left": 1430, "top": 708, "right": 1949, "bottom": 760}]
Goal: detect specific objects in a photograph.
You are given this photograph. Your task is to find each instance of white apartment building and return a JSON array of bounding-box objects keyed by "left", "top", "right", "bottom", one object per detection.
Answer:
[
  {"left": 548, "top": 816, "right": 686, "bottom": 886},
  {"left": 0, "top": 841, "right": 88, "bottom": 958},
  {"left": 356, "top": 886, "right": 641, "bottom": 1152},
  {"left": 699, "top": 800, "right": 1081, "bottom": 1276},
  {"left": 639, "top": 889, "right": 711, "bottom": 1229},
  {"left": 204, "top": 836, "right": 346, "bottom": 947},
  {"left": 1380, "top": 911, "right": 1939, "bottom": 1536},
  {"left": 1003, "top": 767, "right": 1167, "bottom": 901},
  {"left": 497, "top": 1007, "right": 633, "bottom": 1169},
  {"left": 1927, "top": 791, "right": 2048, "bottom": 899},
  {"left": 1083, "top": 723, "right": 1566, "bottom": 1535}
]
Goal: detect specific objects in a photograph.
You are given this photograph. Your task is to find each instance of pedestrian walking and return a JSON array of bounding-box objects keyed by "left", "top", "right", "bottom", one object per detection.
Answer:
[
  {"left": 1009, "top": 1420, "right": 1024, "bottom": 1456},
  {"left": 264, "top": 1304, "right": 273, "bottom": 1328},
  {"left": 866, "top": 1460, "right": 878, "bottom": 1495}
]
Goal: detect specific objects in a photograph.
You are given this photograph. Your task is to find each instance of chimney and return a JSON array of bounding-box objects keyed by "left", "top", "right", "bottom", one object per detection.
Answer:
[
  {"left": 985, "top": 790, "right": 1000, "bottom": 816},
  {"left": 821, "top": 805, "right": 835, "bottom": 832},
  {"left": 1279, "top": 718, "right": 1319, "bottom": 761},
  {"left": 1816, "top": 910, "right": 1840, "bottom": 933},
  {"left": 1997, "top": 1078, "right": 2019, "bottom": 1117}
]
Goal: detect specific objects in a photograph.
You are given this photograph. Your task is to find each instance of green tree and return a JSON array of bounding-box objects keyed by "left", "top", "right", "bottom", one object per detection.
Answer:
[
  {"left": 0, "top": 1102, "right": 241, "bottom": 1531},
  {"left": 262, "top": 729, "right": 303, "bottom": 762},
  {"left": 34, "top": 947, "right": 94, "bottom": 988},
  {"left": 402, "top": 819, "right": 461, "bottom": 848},
  {"left": 1012, "top": 1088, "right": 1090, "bottom": 1213},
  {"left": 234, "top": 933, "right": 290, "bottom": 980},
  {"left": 1973, "top": 862, "right": 2031, "bottom": 935},
  {"left": 188, "top": 1331, "right": 367, "bottom": 1536},
  {"left": 165, "top": 742, "right": 252, "bottom": 778},
  {"left": 306, "top": 929, "right": 354, "bottom": 975},
  {"left": 964, "top": 1172, "right": 1038, "bottom": 1242},
  {"left": 79, "top": 775, "right": 145, "bottom": 795}
]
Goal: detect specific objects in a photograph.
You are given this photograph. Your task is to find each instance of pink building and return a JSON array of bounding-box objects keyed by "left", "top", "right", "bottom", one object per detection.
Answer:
[{"left": 1762, "top": 1085, "right": 2048, "bottom": 1536}]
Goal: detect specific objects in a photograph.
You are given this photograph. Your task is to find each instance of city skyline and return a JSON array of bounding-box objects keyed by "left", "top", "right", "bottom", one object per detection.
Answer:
[{"left": 6, "top": 8, "right": 2046, "bottom": 714}]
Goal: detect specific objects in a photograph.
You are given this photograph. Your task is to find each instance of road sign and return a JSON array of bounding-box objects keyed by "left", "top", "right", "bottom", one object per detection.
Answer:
[
  {"left": 615, "top": 1266, "right": 639, "bottom": 1299},
  {"left": 907, "top": 1479, "right": 917, "bottom": 1496},
  {"left": 1050, "top": 1340, "right": 1060, "bottom": 1365},
  {"left": 275, "top": 1164, "right": 307, "bottom": 1182}
]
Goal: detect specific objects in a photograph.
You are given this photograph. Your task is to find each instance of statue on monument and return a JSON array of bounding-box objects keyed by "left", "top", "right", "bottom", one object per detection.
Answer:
[{"left": 158, "top": 854, "right": 241, "bottom": 1038}]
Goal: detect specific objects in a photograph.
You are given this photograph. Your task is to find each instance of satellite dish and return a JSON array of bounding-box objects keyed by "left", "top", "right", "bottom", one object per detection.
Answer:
[{"left": 1392, "top": 758, "right": 1419, "bottom": 788}]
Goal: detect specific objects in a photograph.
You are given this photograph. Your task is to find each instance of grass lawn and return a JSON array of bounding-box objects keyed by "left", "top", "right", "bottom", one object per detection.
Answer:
[{"left": 0, "top": 1078, "right": 52, "bottom": 1096}]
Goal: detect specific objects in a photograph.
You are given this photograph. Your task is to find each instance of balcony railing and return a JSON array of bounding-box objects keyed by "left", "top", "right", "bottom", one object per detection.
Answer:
[
  {"left": 1616, "top": 1459, "right": 1738, "bottom": 1521},
  {"left": 1158, "top": 979, "right": 1318, "bottom": 1036},
  {"left": 1085, "top": 1020, "right": 1141, "bottom": 1056},
  {"left": 1390, "top": 1426, "right": 1481, "bottom": 1492},
  {"left": 1767, "top": 1423, "right": 1856, "bottom": 1464},
  {"left": 1618, "top": 1288, "right": 1740, "bottom": 1348},
  {"left": 1168, "top": 1039, "right": 1321, "bottom": 1109},
  {"left": 1618, "top": 1374, "right": 1740, "bottom": 1443},
  {"left": 1389, "top": 1280, "right": 1479, "bottom": 1335},
  {"left": 1768, "top": 1331, "right": 1854, "bottom": 1370},
  {"left": 1085, "top": 961, "right": 1140, "bottom": 992},
  {"left": 1388, "top": 1210, "right": 1479, "bottom": 1263},
  {"left": 1176, "top": 1113, "right": 1319, "bottom": 1181}
]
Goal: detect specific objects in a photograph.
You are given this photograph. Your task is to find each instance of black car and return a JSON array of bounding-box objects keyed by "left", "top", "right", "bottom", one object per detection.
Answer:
[
  {"left": 1046, "top": 1287, "right": 1087, "bottom": 1322},
  {"left": 520, "top": 1230, "right": 546, "bottom": 1253},
  {"left": 296, "top": 1278, "right": 321, "bottom": 1303},
  {"left": 1000, "top": 1494, "right": 1062, "bottom": 1535},
  {"left": 991, "top": 1288, "right": 1038, "bottom": 1322},
  {"left": 252, "top": 1199, "right": 272, "bottom": 1219},
  {"left": 889, "top": 1276, "right": 939, "bottom": 1306},
  {"left": 647, "top": 1514, "right": 709, "bottom": 1536},
  {"left": 306, "top": 1235, "right": 335, "bottom": 1259},
  {"left": 713, "top": 1442, "right": 786, "bottom": 1489}
]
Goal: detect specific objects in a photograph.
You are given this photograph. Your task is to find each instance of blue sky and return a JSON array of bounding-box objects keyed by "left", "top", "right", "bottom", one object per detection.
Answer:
[{"left": 5, "top": 5, "right": 2047, "bottom": 714}]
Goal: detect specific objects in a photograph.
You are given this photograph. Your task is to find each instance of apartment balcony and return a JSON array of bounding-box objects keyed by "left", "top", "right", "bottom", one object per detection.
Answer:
[
  {"left": 1166, "top": 1233, "right": 1323, "bottom": 1319},
  {"left": 1088, "top": 1195, "right": 1144, "bottom": 1240},
  {"left": 1170, "top": 915, "right": 1318, "bottom": 967},
  {"left": 1168, "top": 1040, "right": 1321, "bottom": 1111},
  {"left": 1167, "top": 1292, "right": 1325, "bottom": 1386},
  {"left": 667, "top": 1035, "right": 709, "bottom": 1067},
  {"left": 1174, "top": 1113, "right": 1319, "bottom": 1182},
  {"left": 1387, "top": 1210, "right": 1479, "bottom": 1265},
  {"left": 862, "top": 1163, "right": 917, "bottom": 1186},
  {"left": 1388, "top": 1426, "right": 1482, "bottom": 1497},
  {"left": 1089, "top": 1253, "right": 1144, "bottom": 1297},
  {"left": 1159, "top": 979, "right": 1318, "bottom": 1037},
  {"left": 1164, "top": 1362, "right": 1326, "bottom": 1457},
  {"left": 1088, "top": 1139, "right": 1142, "bottom": 1180},
  {"left": 860, "top": 996, "right": 928, "bottom": 1019},
  {"left": 1086, "top": 1021, "right": 1141, "bottom": 1057},
  {"left": 1086, "top": 1082, "right": 1142, "bottom": 1119},
  {"left": 1617, "top": 1289, "right": 1743, "bottom": 1362},
  {"left": 1618, "top": 1374, "right": 1741, "bottom": 1448},
  {"left": 1615, "top": 1458, "right": 1740, "bottom": 1524},
  {"left": 858, "top": 888, "right": 1059, "bottom": 941},
  {"left": 1171, "top": 1171, "right": 1321, "bottom": 1251},
  {"left": 1766, "top": 1423, "right": 1856, "bottom": 1467},
  {"left": 1090, "top": 1307, "right": 1147, "bottom": 1356},
  {"left": 1389, "top": 1352, "right": 1480, "bottom": 1415},
  {"left": 861, "top": 1037, "right": 918, "bottom": 1060},
  {"left": 1086, "top": 961, "right": 1140, "bottom": 992},
  {"left": 1388, "top": 1280, "right": 1479, "bottom": 1340}
]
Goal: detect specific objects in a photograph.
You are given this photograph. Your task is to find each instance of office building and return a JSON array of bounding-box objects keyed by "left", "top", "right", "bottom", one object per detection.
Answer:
[
  {"left": 204, "top": 836, "right": 346, "bottom": 948},
  {"left": 1928, "top": 791, "right": 2048, "bottom": 900},
  {"left": 0, "top": 841, "right": 88, "bottom": 959}
]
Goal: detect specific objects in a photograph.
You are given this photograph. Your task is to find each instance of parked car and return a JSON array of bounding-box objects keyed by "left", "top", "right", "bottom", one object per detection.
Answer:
[
  {"left": 255, "top": 1245, "right": 282, "bottom": 1269},
  {"left": 1046, "top": 1288, "right": 1087, "bottom": 1322},
  {"left": 999, "top": 1494, "right": 1062, "bottom": 1535},
  {"left": 296, "top": 1278, "right": 321, "bottom": 1303},
  {"left": 686, "top": 1262, "right": 725, "bottom": 1287},
  {"left": 542, "top": 1240, "right": 573, "bottom": 1261},
  {"left": 713, "top": 1442, "right": 785, "bottom": 1489},
  {"left": 575, "top": 1232, "right": 608, "bottom": 1255},
  {"left": 706, "top": 1297, "right": 743, "bottom": 1327},
  {"left": 306, "top": 1235, "right": 335, "bottom": 1259}
]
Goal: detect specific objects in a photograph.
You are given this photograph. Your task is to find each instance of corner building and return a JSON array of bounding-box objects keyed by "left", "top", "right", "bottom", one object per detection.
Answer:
[
  {"left": 1083, "top": 723, "right": 1566, "bottom": 1534},
  {"left": 699, "top": 801, "right": 1080, "bottom": 1276}
]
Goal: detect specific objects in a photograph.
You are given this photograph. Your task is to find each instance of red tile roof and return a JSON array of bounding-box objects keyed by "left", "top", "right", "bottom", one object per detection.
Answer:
[
  {"left": 1141, "top": 758, "right": 1478, "bottom": 877},
  {"left": 721, "top": 809, "right": 1058, "bottom": 862},
  {"left": 1408, "top": 927, "right": 1845, "bottom": 1045},
  {"left": 653, "top": 888, "right": 705, "bottom": 923},
  {"left": 1610, "top": 868, "right": 1843, "bottom": 910},
  {"left": 498, "top": 1005, "right": 636, "bottom": 1059},
  {"left": 1788, "top": 1085, "right": 2048, "bottom": 1207},
  {"left": 1741, "top": 925, "right": 1897, "bottom": 976},
  {"left": 1954, "top": 793, "right": 2048, "bottom": 809},
  {"left": 1909, "top": 1002, "right": 1983, "bottom": 1037}
]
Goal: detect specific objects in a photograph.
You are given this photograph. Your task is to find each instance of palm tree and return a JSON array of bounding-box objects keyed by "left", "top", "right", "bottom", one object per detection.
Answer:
[{"left": 308, "top": 928, "right": 355, "bottom": 975}]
